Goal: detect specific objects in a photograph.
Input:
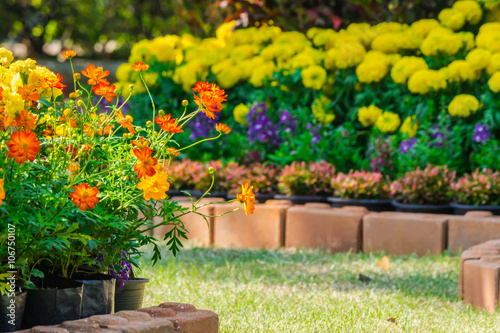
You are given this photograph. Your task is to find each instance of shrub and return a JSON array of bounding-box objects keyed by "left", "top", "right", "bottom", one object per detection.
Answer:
[
  {"left": 453, "top": 169, "right": 500, "bottom": 205},
  {"left": 245, "top": 163, "right": 281, "bottom": 195},
  {"left": 331, "top": 171, "right": 390, "bottom": 199},
  {"left": 278, "top": 161, "right": 335, "bottom": 196}
]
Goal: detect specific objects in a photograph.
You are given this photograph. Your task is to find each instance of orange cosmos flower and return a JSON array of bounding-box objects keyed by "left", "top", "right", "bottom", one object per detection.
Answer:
[
  {"left": 7, "top": 131, "right": 41, "bottom": 164},
  {"left": 132, "top": 62, "right": 149, "bottom": 72},
  {"left": 17, "top": 85, "right": 40, "bottom": 104},
  {"left": 192, "top": 82, "right": 227, "bottom": 119},
  {"left": 13, "top": 109, "right": 38, "bottom": 132},
  {"left": 116, "top": 110, "right": 136, "bottom": 134},
  {"left": 81, "top": 64, "right": 110, "bottom": 86},
  {"left": 132, "top": 146, "right": 158, "bottom": 179},
  {"left": 216, "top": 123, "right": 231, "bottom": 134},
  {"left": 165, "top": 147, "right": 180, "bottom": 156},
  {"left": 155, "top": 114, "right": 183, "bottom": 133},
  {"left": 237, "top": 182, "right": 255, "bottom": 215},
  {"left": 0, "top": 87, "right": 3, "bottom": 100},
  {"left": 131, "top": 136, "right": 150, "bottom": 148},
  {"left": 93, "top": 83, "right": 117, "bottom": 103},
  {"left": 62, "top": 50, "right": 76, "bottom": 59},
  {"left": 70, "top": 183, "right": 99, "bottom": 211},
  {"left": 0, "top": 179, "right": 5, "bottom": 206},
  {"left": 67, "top": 161, "right": 80, "bottom": 177},
  {"left": 81, "top": 143, "right": 93, "bottom": 152},
  {"left": 38, "top": 73, "right": 66, "bottom": 90}
]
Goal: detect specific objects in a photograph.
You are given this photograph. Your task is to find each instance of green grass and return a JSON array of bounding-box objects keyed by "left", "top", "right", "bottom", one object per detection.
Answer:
[{"left": 140, "top": 246, "right": 500, "bottom": 332}]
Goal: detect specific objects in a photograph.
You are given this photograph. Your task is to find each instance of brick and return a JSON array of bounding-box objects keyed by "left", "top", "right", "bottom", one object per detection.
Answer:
[
  {"left": 29, "top": 327, "right": 70, "bottom": 333},
  {"left": 60, "top": 320, "right": 101, "bottom": 331},
  {"left": 159, "top": 303, "right": 197, "bottom": 312},
  {"left": 465, "top": 211, "right": 494, "bottom": 218},
  {"left": 265, "top": 199, "right": 292, "bottom": 206},
  {"left": 139, "top": 306, "right": 176, "bottom": 318},
  {"left": 87, "top": 314, "right": 128, "bottom": 326},
  {"left": 339, "top": 206, "right": 369, "bottom": 215},
  {"left": 448, "top": 216, "right": 500, "bottom": 254},
  {"left": 154, "top": 303, "right": 218, "bottom": 333},
  {"left": 213, "top": 202, "right": 287, "bottom": 248},
  {"left": 113, "top": 310, "right": 153, "bottom": 321},
  {"left": 459, "top": 250, "right": 482, "bottom": 298},
  {"left": 463, "top": 260, "right": 500, "bottom": 312},
  {"left": 304, "top": 203, "right": 331, "bottom": 209},
  {"left": 363, "top": 212, "right": 449, "bottom": 256},
  {"left": 285, "top": 206, "right": 364, "bottom": 253}
]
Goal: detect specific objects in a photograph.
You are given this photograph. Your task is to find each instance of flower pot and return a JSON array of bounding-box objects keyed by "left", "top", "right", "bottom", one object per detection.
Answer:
[
  {"left": 391, "top": 200, "right": 453, "bottom": 214},
  {"left": 274, "top": 194, "right": 329, "bottom": 205},
  {"left": 187, "top": 190, "right": 227, "bottom": 200},
  {"left": 21, "top": 274, "right": 83, "bottom": 329},
  {"left": 73, "top": 273, "right": 115, "bottom": 318},
  {"left": 166, "top": 189, "right": 188, "bottom": 197},
  {"left": 327, "top": 197, "right": 394, "bottom": 212},
  {"left": 450, "top": 202, "right": 500, "bottom": 216},
  {"left": 0, "top": 291, "right": 27, "bottom": 332},
  {"left": 227, "top": 193, "right": 275, "bottom": 203},
  {"left": 114, "top": 278, "right": 149, "bottom": 312}
]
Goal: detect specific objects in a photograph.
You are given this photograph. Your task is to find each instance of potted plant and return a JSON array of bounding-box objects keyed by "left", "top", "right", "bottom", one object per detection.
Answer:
[
  {"left": 0, "top": 49, "right": 254, "bottom": 328},
  {"left": 390, "top": 164, "right": 455, "bottom": 214},
  {"left": 451, "top": 169, "right": 500, "bottom": 215},
  {"left": 329, "top": 170, "right": 393, "bottom": 211},
  {"left": 276, "top": 161, "right": 335, "bottom": 204},
  {"left": 167, "top": 159, "right": 205, "bottom": 196}
]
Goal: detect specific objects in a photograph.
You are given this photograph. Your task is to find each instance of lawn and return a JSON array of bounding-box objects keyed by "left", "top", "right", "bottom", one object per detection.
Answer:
[{"left": 140, "top": 246, "right": 500, "bottom": 332}]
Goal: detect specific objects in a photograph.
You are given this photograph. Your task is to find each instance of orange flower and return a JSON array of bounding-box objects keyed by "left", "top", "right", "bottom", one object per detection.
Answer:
[
  {"left": 17, "top": 85, "right": 40, "bottom": 104},
  {"left": 62, "top": 50, "right": 76, "bottom": 59},
  {"left": 67, "top": 161, "right": 80, "bottom": 177},
  {"left": 93, "top": 83, "right": 117, "bottom": 103},
  {"left": 193, "top": 82, "right": 227, "bottom": 119},
  {"left": 237, "top": 182, "right": 255, "bottom": 215},
  {"left": 132, "top": 62, "right": 149, "bottom": 72},
  {"left": 70, "top": 183, "right": 99, "bottom": 211},
  {"left": 155, "top": 114, "right": 183, "bottom": 133},
  {"left": 116, "top": 110, "right": 136, "bottom": 134},
  {"left": 7, "top": 131, "right": 41, "bottom": 164},
  {"left": 81, "top": 143, "right": 93, "bottom": 152},
  {"left": 0, "top": 179, "right": 5, "bottom": 206},
  {"left": 0, "top": 87, "right": 3, "bottom": 100},
  {"left": 38, "top": 73, "right": 66, "bottom": 90},
  {"left": 83, "top": 122, "right": 96, "bottom": 137},
  {"left": 131, "top": 136, "right": 150, "bottom": 148},
  {"left": 132, "top": 146, "right": 158, "bottom": 179},
  {"left": 13, "top": 109, "right": 38, "bottom": 132},
  {"left": 215, "top": 123, "right": 231, "bottom": 134},
  {"left": 165, "top": 147, "right": 180, "bottom": 156},
  {"left": 81, "top": 64, "right": 110, "bottom": 86}
]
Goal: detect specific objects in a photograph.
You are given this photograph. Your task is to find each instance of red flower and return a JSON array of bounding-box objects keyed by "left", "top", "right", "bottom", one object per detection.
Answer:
[
  {"left": 81, "top": 64, "right": 110, "bottom": 86},
  {"left": 93, "top": 83, "right": 117, "bottom": 103},
  {"left": 192, "top": 82, "right": 227, "bottom": 119},
  {"left": 132, "top": 62, "right": 149, "bottom": 72},
  {"left": 132, "top": 146, "right": 158, "bottom": 179},
  {"left": 38, "top": 74, "right": 66, "bottom": 90}
]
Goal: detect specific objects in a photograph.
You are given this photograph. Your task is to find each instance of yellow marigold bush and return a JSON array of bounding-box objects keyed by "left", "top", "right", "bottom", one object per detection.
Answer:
[
  {"left": 375, "top": 111, "right": 401, "bottom": 133},
  {"left": 408, "top": 69, "right": 447, "bottom": 94},
  {"left": 448, "top": 94, "right": 481, "bottom": 117},
  {"left": 391, "top": 56, "right": 428, "bottom": 84},
  {"left": 400, "top": 115, "right": 420, "bottom": 137},
  {"left": 358, "top": 105, "right": 383, "bottom": 127}
]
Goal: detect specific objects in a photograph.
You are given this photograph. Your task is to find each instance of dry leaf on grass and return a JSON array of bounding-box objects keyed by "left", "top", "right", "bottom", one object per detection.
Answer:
[{"left": 376, "top": 255, "right": 390, "bottom": 271}]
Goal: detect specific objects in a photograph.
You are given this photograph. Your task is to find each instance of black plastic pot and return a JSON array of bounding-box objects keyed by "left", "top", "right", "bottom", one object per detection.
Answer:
[
  {"left": 227, "top": 193, "right": 275, "bottom": 203},
  {"left": 392, "top": 200, "right": 453, "bottom": 214},
  {"left": 0, "top": 291, "right": 27, "bottom": 332},
  {"left": 21, "top": 274, "right": 83, "bottom": 329},
  {"left": 114, "top": 278, "right": 149, "bottom": 312},
  {"left": 328, "top": 197, "right": 394, "bottom": 212},
  {"left": 450, "top": 202, "right": 500, "bottom": 216},
  {"left": 274, "top": 194, "right": 329, "bottom": 205},
  {"left": 73, "top": 273, "right": 115, "bottom": 318},
  {"left": 166, "top": 189, "right": 189, "bottom": 197}
]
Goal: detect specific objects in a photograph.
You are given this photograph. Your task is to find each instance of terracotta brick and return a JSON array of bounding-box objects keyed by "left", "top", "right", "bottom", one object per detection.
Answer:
[
  {"left": 139, "top": 306, "right": 176, "bottom": 318},
  {"left": 448, "top": 216, "right": 500, "bottom": 254},
  {"left": 363, "top": 212, "right": 449, "bottom": 256},
  {"left": 339, "top": 206, "right": 370, "bottom": 215},
  {"left": 169, "top": 196, "right": 191, "bottom": 202},
  {"left": 87, "top": 314, "right": 128, "bottom": 326},
  {"left": 285, "top": 206, "right": 363, "bottom": 253},
  {"left": 304, "top": 203, "right": 331, "bottom": 209},
  {"left": 465, "top": 211, "right": 494, "bottom": 218},
  {"left": 156, "top": 303, "right": 218, "bottom": 333},
  {"left": 213, "top": 202, "right": 287, "bottom": 248},
  {"left": 28, "top": 327, "right": 70, "bottom": 333},
  {"left": 265, "top": 199, "right": 292, "bottom": 206},
  {"left": 459, "top": 250, "right": 482, "bottom": 298},
  {"left": 159, "top": 303, "right": 197, "bottom": 312},
  {"left": 60, "top": 320, "right": 101, "bottom": 331},
  {"left": 463, "top": 260, "right": 500, "bottom": 312},
  {"left": 113, "top": 310, "right": 153, "bottom": 321}
]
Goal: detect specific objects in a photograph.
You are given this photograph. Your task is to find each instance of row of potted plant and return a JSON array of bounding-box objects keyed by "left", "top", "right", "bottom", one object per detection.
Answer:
[{"left": 168, "top": 160, "right": 500, "bottom": 214}]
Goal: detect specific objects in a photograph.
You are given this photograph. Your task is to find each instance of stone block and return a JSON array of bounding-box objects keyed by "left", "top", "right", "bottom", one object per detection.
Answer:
[
  {"left": 265, "top": 199, "right": 292, "bottom": 206},
  {"left": 463, "top": 260, "right": 500, "bottom": 312},
  {"left": 465, "top": 211, "right": 494, "bottom": 218},
  {"left": 28, "top": 328, "right": 70, "bottom": 333},
  {"left": 285, "top": 206, "right": 364, "bottom": 253},
  {"left": 213, "top": 202, "right": 287, "bottom": 248},
  {"left": 363, "top": 212, "right": 449, "bottom": 256},
  {"left": 448, "top": 216, "right": 500, "bottom": 254},
  {"left": 155, "top": 303, "right": 218, "bottom": 333},
  {"left": 304, "top": 202, "right": 331, "bottom": 209}
]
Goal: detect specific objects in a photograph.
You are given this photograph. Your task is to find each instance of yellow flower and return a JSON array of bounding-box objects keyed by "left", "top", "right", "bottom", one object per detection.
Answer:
[
  {"left": 444, "top": 60, "right": 478, "bottom": 82},
  {"left": 466, "top": 48, "right": 492, "bottom": 70},
  {"left": 289, "top": 52, "right": 316, "bottom": 70},
  {"left": 301, "top": 65, "right": 327, "bottom": 90},
  {"left": 357, "top": 105, "right": 383, "bottom": 127},
  {"left": 408, "top": 69, "right": 447, "bottom": 94},
  {"left": 375, "top": 112, "right": 401, "bottom": 133},
  {"left": 0, "top": 47, "right": 14, "bottom": 67},
  {"left": 237, "top": 182, "right": 255, "bottom": 215},
  {"left": 438, "top": 9, "right": 466, "bottom": 31},
  {"left": 9, "top": 59, "right": 37, "bottom": 75},
  {"left": 448, "top": 94, "right": 480, "bottom": 118},
  {"left": 458, "top": 32, "right": 475, "bottom": 51},
  {"left": 488, "top": 71, "right": 500, "bottom": 92},
  {"left": 137, "top": 169, "right": 171, "bottom": 201},
  {"left": 311, "top": 95, "right": 335, "bottom": 124},
  {"left": 356, "top": 57, "right": 388, "bottom": 83},
  {"left": 452, "top": 0, "right": 482, "bottom": 25},
  {"left": 400, "top": 116, "right": 420, "bottom": 137},
  {"left": 216, "top": 66, "right": 241, "bottom": 89},
  {"left": 420, "top": 33, "right": 463, "bottom": 56},
  {"left": 334, "top": 42, "right": 366, "bottom": 69},
  {"left": 486, "top": 53, "right": 500, "bottom": 74},
  {"left": 233, "top": 103, "right": 250, "bottom": 125},
  {"left": 476, "top": 30, "right": 500, "bottom": 53},
  {"left": 2, "top": 87, "right": 25, "bottom": 119},
  {"left": 249, "top": 62, "right": 276, "bottom": 87},
  {"left": 312, "top": 29, "right": 337, "bottom": 47},
  {"left": 216, "top": 20, "right": 236, "bottom": 44},
  {"left": 409, "top": 19, "right": 441, "bottom": 38},
  {"left": 391, "top": 56, "right": 428, "bottom": 84}
]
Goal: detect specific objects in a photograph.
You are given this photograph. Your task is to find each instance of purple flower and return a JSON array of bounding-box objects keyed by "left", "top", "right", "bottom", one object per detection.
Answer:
[
  {"left": 109, "top": 251, "right": 132, "bottom": 290},
  {"left": 189, "top": 112, "right": 218, "bottom": 140},
  {"left": 400, "top": 138, "right": 418, "bottom": 153},
  {"left": 430, "top": 125, "right": 447, "bottom": 148},
  {"left": 306, "top": 123, "right": 322, "bottom": 146},
  {"left": 278, "top": 110, "right": 297, "bottom": 133},
  {"left": 472, "top": 123, "right": 490, "bottom": 144},
  {"left": 247, "top": 103, "right": 279, "bottom": 146}
]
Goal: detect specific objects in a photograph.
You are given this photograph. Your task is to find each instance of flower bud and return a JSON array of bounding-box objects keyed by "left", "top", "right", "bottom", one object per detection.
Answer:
[
  {"left": 0, "top": 145, "right": 6, "bottom": 150},
  {"left": 73, "top": 73, "right": 81, "bottom": 80},
  {"left": 129, "top": 84, "right": 135, "bottom": 91},
  {"left": 115, "top": 90, "right": 122, "bottom": 96},
  {"left": 158, "top": 109, "right": 165, "bottom": 116},
  {"left": 96, "top": 182, "right": 102, "bottom": 187},
  {"left": 0, "top": 168, "right": 4, "bottom": 174},
  {"left": 69, "top": 92, "right": 78, "bottom": 100},
  {"left": 146, "top": 120, "right": 152, "bottom": 128},
  {"left": 48, "top": 107, "right": 54, "bottom": 112},
  {"left": 101, "top": 144, "right": 108, "bottom": 150},
  {"left": 77, "top": 100, "right": 85, "bottom": 107},
  {"left": 181, "top": 100, "right": 189, "bottom": 107},
  {"left": 208, "top": 166, "right": 215, "bottom": 174}
]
